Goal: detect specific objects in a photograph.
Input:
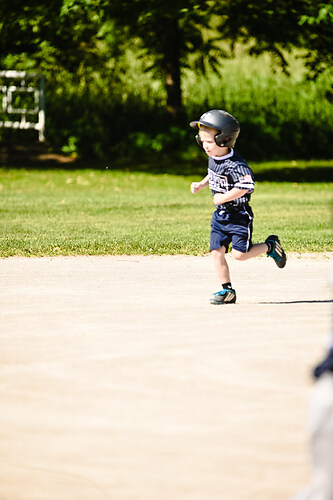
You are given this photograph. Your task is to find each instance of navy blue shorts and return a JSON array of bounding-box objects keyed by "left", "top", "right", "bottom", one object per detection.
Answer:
[{"left": 210, "top": 207, "right": 254, "bottom": 253}]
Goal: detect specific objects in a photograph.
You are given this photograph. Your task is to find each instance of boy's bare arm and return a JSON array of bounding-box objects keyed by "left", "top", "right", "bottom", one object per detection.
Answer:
[
  {"left": 190, "top": 175, "right": 209, "bottom": 194},
  {"left": 213, "top": 187, "right": 249, "bottom": 205}
]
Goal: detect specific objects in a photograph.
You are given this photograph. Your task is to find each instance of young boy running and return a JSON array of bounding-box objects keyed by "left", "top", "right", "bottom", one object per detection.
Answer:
[{"left": 190, "top": 109, "right": 286, "bottom": 305}]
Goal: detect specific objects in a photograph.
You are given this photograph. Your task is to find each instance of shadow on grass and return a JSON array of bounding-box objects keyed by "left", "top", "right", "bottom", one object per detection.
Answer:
[
  {"left": 125, "top": 162, "right": 333, "bottom": 182},
  {"left": 253, "top": 167, "right": 333, "bottom": 183},
  {"left": 1, "top": 144, "right": 332, "bottom": 182}
]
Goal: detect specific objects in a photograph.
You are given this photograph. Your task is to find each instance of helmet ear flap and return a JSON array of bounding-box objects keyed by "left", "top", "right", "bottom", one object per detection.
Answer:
[
  {"left": 215, "top": 133, "right": 228, "bottom": 147},
  {"left": 196, "top": 133, "right": 229, "bottom": 148},
  {"left": 195, "top": 134, "right": 203, "bottom": 147}
]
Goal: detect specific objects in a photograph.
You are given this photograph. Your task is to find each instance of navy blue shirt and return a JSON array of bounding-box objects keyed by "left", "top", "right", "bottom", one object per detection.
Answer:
[{"left": 208, "top": 149, "right": 255, "bottom": 210}]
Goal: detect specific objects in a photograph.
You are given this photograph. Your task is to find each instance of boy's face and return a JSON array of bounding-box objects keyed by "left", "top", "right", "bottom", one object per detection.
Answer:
[{"left": 199, "top": 127, "right": 228, "bottom": 157}]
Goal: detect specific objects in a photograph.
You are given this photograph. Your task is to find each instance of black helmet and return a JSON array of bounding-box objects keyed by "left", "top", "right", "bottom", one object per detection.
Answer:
[{"left": 190, "top": 109, "right": 240, "bottom": 148}]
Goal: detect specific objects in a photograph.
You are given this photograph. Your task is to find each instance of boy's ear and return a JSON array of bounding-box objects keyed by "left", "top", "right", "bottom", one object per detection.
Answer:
[{"left": 195, "top": 134, "right": 203, "bottom": 147}]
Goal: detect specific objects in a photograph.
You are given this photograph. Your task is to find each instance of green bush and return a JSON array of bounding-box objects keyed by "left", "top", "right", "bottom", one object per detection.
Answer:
[
  {"left": 184, "top": 54, "right": 333, "bottom": 160},
  {"left": 2, "top": 51, "right": 332, "bottom": 162}
]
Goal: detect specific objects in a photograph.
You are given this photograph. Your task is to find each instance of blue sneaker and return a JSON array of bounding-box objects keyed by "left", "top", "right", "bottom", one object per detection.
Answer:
[
  {"left": 210, "top": 288, "right": 236, "bottom": 305},
  {"left": 265, "top": 235, "right": 286, "bottom": 268}
]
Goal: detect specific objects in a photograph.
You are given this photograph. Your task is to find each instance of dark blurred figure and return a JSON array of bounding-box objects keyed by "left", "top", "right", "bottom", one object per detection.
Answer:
[{"left": 291, "top": 342, "right": 333, "bottom": 500}]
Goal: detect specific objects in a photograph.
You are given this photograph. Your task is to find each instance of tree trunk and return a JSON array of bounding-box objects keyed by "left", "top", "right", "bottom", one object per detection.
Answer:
[{"left": 160, "top": 17, "right": 183, "bottom": 120}]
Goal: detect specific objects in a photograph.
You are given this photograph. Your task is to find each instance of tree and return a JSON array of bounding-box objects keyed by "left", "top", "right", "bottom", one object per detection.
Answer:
[
  {"left": 105, "top": 0, "right": 333, "bottom": 117},
  {"left": 1, "top": 0, "right": 331, "bottom": 120},
  {"left": 214, "top": 0, "right": 333, "bottom": 77},
  {"left": 298, "top": 2, "right": 333, "bottom": 77},
  {"left": 102, "top": 0, "right": 221, "bottom": 119},
  {"left": 0, "top": 0, "right": 107, "bottom": 74}
]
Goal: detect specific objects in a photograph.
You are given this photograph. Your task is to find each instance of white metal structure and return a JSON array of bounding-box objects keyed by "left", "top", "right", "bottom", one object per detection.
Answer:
[{"left": 0, "top": 70, "right": 45, "bottom": 141}]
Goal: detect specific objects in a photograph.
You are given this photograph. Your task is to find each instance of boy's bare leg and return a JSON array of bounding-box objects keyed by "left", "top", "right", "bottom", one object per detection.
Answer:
[
  {"left": 232, "top": 243, "right": 268, "bottom": 261},
  {"left": 211, "top": 247, "right": 230, "bottom": 283}
]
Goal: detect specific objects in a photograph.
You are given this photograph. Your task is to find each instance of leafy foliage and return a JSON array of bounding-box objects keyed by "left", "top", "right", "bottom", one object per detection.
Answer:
[
  {"left": 0, "top": 0, "right": 332, "bottom": 161},
  {"left": 299, "top": 2, "right": 333, "bottom": 77},
  {"left": 214, "top": 0, "right": 333, "bottom": 76}
]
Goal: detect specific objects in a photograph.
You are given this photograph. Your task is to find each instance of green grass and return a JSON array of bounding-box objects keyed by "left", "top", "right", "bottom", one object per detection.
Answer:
[{"left": 0, "top": 164, "right": 332, "bottom": 257}]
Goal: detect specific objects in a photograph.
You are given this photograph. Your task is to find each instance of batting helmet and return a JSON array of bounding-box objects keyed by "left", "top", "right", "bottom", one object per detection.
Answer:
[{"left": 190, "top": 109, "right": 240, "bottom": 148}]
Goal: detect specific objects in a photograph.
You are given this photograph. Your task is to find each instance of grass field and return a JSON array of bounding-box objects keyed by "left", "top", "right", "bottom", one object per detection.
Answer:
[{"left": 0, "top": 162, "right": 332, "bottom": 257}]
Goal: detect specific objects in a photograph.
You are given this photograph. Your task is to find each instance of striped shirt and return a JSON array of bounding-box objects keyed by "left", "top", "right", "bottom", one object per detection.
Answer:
[{"left": 208, "top": 149, "right": 255, "bottom": 210}]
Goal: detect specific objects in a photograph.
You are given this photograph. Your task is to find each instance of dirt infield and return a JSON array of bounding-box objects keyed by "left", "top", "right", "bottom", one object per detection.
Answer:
[{"left": 1, "top": 254, "right": 332, "bottom": 500}]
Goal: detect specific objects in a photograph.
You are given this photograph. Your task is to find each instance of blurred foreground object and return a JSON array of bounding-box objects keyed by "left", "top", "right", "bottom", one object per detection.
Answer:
[{"left": 291, "top": 347, "right": 333, "bottom": 500}]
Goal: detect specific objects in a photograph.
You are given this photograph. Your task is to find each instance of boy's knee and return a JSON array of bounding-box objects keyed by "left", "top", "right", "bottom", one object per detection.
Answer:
[
  {"left": 211, "top": 247, "right": 225, "bottom": 256},
  {"left": 211, "top": 247, "right": 227, "bottom": 262},
  {"left": 211, "top": 248, "right": 220, "bottom": 256}
]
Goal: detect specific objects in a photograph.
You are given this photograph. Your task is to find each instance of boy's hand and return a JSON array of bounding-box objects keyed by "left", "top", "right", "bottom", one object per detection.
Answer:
[
  {"left": 190, "top": 182, "right": 201, "bottom": 194},
  {"left": 190, "top": 176, "right": 209, "bottom": 194}
]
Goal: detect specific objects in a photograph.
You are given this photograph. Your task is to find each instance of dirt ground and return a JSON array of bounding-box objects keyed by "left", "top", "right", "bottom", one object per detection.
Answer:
[{"left": 0, "top": 253, "right": 332, "bottom": 500}]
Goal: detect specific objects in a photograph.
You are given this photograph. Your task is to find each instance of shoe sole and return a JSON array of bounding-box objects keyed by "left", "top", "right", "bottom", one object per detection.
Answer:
[
  {"left": 266, "top": 235, "right": 287, "bottom": 269},
  {"left": 274, "top": 240, "right": 287, "bottom": 268},
  {"left": 210, "top": 293, "right": 236, "bottom": 305},
  {"left": 210, "top": 300, "right": 236, "bottom": 305},
  {"left": 276, "top": 251, "right": 286, "bottom": 268}
]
